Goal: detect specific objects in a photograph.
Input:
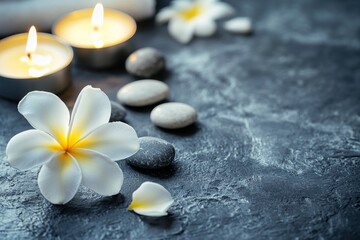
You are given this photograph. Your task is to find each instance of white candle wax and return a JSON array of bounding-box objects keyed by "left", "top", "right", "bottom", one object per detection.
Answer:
[
  {"left": 53, "top": 8, "right": 136, "bottom": 49},
  {"left": 0, "top": 33, "right": 72, "bottom": 79}
]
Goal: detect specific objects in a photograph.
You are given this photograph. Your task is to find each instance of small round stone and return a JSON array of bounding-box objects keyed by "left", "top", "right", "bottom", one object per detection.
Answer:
[
  {"left": 117, "top": 80, "right": 169, "bottom": 107},
  {"left": 110, "top": 101, "right": 127, "bottom": 122},
  {"left": 125, "top": 47, "right": 165, "bottom": 78},
  {"left": 150, "top": 102, "right": 197, "bottom": 129},
  {"left": 223, "top": 17, "right": 252, "bottom": 34},
  {"left": 126, "top": 137, "right": 175, "bottom": 169}
]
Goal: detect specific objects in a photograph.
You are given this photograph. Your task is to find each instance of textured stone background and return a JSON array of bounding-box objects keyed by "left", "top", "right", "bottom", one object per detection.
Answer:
[{"left": 1, "top": 0, "right": 360, "bottom": 239}]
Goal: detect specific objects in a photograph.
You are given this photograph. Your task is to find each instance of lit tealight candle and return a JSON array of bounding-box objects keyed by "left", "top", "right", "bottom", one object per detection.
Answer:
[
  {"left": 0, "top": 26, "right": 73, "bottom": 100},
  {"left": 53, "top": 3, "right": 137, "bottom": 69}
]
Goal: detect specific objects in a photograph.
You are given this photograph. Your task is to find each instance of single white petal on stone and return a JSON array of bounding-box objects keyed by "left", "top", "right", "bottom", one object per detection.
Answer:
[
  {"left": 38, "top": 153, "right": 81, "bottom": 204},
  {"left": 206, "top": 2, "right": 235, "bottom": 19},
  {"left": 194, "top": 16, "right": 217, "bottom": 37},
  {"left": 128, "top": 182, "right": 174, "bottom": 217},
  {"left": 156, "top": 7, "right": 176, "bottom": 24},
  {"left": 168, "top": 17, "right": 195, "bottom": 44},
  {"left": 72, "top": 150, "right": 123, "bottom": 196},
  {"left": 223, "top": 17, "right": 252, "bottom": 34},
  {"left": 18, "top": 91, "right": 70, "bottom": 146},
  {"left": 74, "top": 122, "right": 139, "bottom": 161},
  {"left": 6, "top": 129, "right": 61, "bottom": 171},
  {"left": 68, "top": 86, "right": 111, "bottom": 147}
]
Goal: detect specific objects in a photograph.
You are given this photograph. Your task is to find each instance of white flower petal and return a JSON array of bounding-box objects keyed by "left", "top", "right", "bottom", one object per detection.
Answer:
[
  {"left": 74, "top": 122, "right": 139, "bottom": 161},
  {"left": 129, "top": 182, "right": 174, "bottom": 217},
  {"left": 6, "top": 130, "right": 61, "bottom": 171},
  {"left": 38, "top": 153, "right": 81, "bottom": 204},
  {"left": 195, "top": 16, "right": 217, "bottom": 37},
  {"left": 18, "top": 91, "right": 69, "bottom": 146},
  {"left": 223, "top": 17, "right": 252, "bottom": 34},
  {"left": 172, "top": 0, "right": 193, "bottom": 9},
  {"left": 168, "top": 17, "right": 195, "bottom": 44},
  {"left": 156, "top": 7, "right": 176, "bottom": 24},
  {"left": 68, "top": 86, "right": 111, "bottom": 147},
  {"left": 206, "top": 2, "right": 235, "bottom": 19},
  {"left": 72, "top": 150, "right": 123, "bottom": 196}
]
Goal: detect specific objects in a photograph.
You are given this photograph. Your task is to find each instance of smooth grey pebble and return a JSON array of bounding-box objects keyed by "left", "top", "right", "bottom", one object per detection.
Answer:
[
  {"left": 150, "top": 102, "right": 197, "bottom": 129},
  {"left": 117, "top": 79, "right": 169, "bottom": 107},
  {"left": 125, "top": 47, "right": 165, "bottom": 78},
  {"left": 110, "top": 101, "right": 127, "bottom": 122},
  {"left": 223, "top": 17, "right": 252, "bottom": 34},
  {"left": 126, "top": 136, "right": 175, "bottom": 169}
]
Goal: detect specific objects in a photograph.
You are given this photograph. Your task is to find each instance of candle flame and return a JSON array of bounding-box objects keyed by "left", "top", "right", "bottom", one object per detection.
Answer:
[
  {"left": 20, "top": 25, "right": 52, "bottom": 77},
  {"left": 91, "top": 3, "right": 104, "bottom": 31},
  {"left": 26, "top": 26, "right": 37, "bottom": 57}
]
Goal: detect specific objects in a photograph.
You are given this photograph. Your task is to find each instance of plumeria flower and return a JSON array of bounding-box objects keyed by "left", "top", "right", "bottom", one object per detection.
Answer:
[
  {"left": 6, "top": 86, "right": 139, "bottom": 204},
  {"left": 128, "top": 182, "right": 174, "bottom": 217},
  {"left": 156, "top": 0, "right": 235, "bottom": 44}
]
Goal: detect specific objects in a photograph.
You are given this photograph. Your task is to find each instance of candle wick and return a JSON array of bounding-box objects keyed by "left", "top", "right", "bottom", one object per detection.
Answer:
[
  {"left": 93, "top": 26, "right": 99, "bottom": 32},
  {"left": 27, "top": 53, "right": 32, "bottom": 61}
]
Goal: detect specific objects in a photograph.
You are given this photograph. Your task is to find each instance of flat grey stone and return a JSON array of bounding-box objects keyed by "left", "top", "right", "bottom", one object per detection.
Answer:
[
  {"left": 150, "top": 102, "right": 197, "bottom": 129},
  {"left": 110, "top": 101, "right": 126, "bottom": 122},
  {"left": 117, "top": 80, "right": 169, "bottom": 107},
  {"left": 125, "top": 136, "right": 175, "bottom": 169},
  {"left": 125, "top": 47, "right": 165, "bottom": 78}
]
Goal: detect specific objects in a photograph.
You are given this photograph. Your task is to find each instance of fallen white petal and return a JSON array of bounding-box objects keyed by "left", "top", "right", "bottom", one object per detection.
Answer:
[
  {"left": 223, "top": 17, "right": 252, "bottom": 34},
  {"left": 18, "top": 91, "right": 70, "bottom": 146},
  {"left": 38, "top": 153, "right": 82, "bottom": 204},
  {"left": 72, "top": 150, "right": 123, "bottom": 196},
  {"left": 6, "top": 130, "right": 61, "bottom": 171},
  {"left": 129, "top": 182, "right": 174, "bottom": 217},
  {"left": 195, "top": 16, "right": 217, "bottom": 37},
  {"left": 73, "top": 122, "right": 139, "bottom": 161},
  {"left": 68, "top": 86, "right": 111, "bottom": 147},
  {"left": 206, "top": 2, "right": 235, "bottom": 19},
  {"left": 168, "top": 17, "right": 195, "bottom": 44},
  {"left": 156, "top": 7, "right": 176, "bottom": 24}
]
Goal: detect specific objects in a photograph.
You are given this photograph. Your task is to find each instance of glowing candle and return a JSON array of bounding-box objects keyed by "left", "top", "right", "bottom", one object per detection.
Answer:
[
  {"left": 53, "top": 3, "right": 137, "bottom": 69},
  {"left": 0, "top": 26, "right": 73, "bottom": 100}
]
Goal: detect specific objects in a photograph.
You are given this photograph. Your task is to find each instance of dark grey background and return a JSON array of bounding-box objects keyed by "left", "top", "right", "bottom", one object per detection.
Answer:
[{"left": 1, "top": 0, "right": 360, "bottom": 239}]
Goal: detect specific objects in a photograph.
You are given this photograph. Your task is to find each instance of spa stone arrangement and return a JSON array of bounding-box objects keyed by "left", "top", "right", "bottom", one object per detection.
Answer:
[
  {"left": 1, "top": 0, "right": 359, "bottom": 239},
  {"left": 0, "top": 1, "right": 213, "bottom": 215},
  {"left": 116, "top": 47, "right": 198, "bottom": 167},
  {"left": 1, "top": 0, "right": 244, "bottom": 216}
]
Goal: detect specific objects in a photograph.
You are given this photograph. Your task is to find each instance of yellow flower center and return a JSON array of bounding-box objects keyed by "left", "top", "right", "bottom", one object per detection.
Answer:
[
  {"left": 47, "top": 129, "right": 94, "bottom": 169},
  {"left": 128, "top": 201, "right": 149, "bottom": 210},
  {"left": 178, "top": 4, "right": 203, "bottom": 21},
  {"left": 48, "top": 128, "right": 86, "bottom": 155}
]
